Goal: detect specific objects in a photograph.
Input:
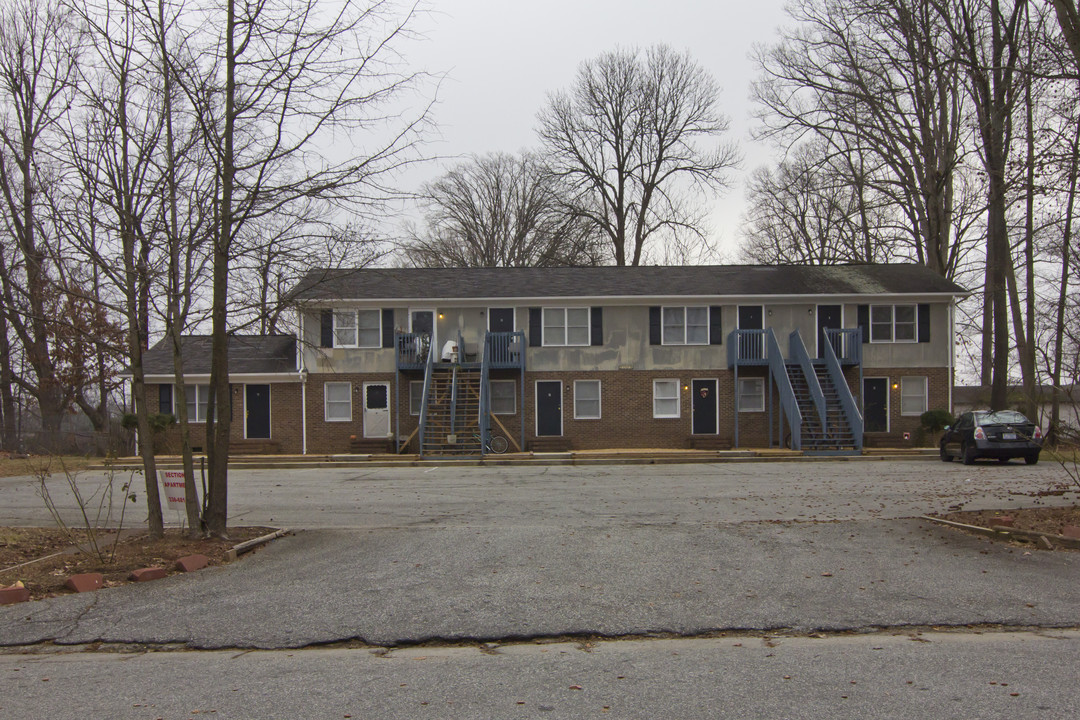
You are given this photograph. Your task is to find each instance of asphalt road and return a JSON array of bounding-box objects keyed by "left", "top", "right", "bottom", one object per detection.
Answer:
[
  {"left": 3, "top": 458, "right": 1080, "bottom": 716},
  {"left": 3, "top": 631, "right": 1078, "bottom": 719}
]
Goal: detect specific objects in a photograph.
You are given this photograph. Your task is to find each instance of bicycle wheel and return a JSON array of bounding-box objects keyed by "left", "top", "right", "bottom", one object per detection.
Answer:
[{"left": 488, "top": 435, "right": 508, "bottom": 454}]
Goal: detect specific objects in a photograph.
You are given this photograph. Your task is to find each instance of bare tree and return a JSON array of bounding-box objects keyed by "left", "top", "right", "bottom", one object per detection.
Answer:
[
  {"left": 0, "top": 0, "right": 80, "bottom": 450},
  {"left": 741, "top": 140, "right": 899, "bottom": 265},
  {"left": 753, "top": 0, "right": 974, "bottom": 280},
  {"left": 538, "top": 45, "right": 738, "bottom": 267},
  {"left": 184, "top": 0, "right": 431, "bottom": 536},
  {"left": 403, "top": 151, "right": 605, "bottom": 268},
  {"left": 1051, "top": 0, "right": 1080, "bottom": 70}
]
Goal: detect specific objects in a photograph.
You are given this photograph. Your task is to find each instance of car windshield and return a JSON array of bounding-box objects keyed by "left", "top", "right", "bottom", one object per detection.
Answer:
[{"left": 974, "top": 410, "right": 1030, "bottom": 425}]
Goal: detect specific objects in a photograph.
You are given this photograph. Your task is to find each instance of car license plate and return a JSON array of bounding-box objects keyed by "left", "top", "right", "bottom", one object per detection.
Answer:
[{"left": 1003, "top": 432, "right": 1017, "bottom": 440}]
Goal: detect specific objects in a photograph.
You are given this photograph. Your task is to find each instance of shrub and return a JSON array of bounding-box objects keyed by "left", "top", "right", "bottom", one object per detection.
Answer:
[{"left": 919, "top": 409, "right": 954, "bottom": 434}]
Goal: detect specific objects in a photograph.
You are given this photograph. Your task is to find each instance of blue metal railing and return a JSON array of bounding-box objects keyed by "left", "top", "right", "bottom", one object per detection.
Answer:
[
  {"left": 486, "top": 330, "right": 525, "bottom": 368},
  {"left": 479, "top": 336, "right": 491, "bottom": 456},
  {"left": 790, "top": 330, "right": 826, "bottom": 430},
  {"left": 824, "top": 328, "right": 863, "bottom": 449},
  {"left": 396, "top": 332, "right": 430, "bottom": 369},
  {"left": 766, "top": 328, "right": 802, "bottom": 451},
  {"left": 823, "top": 328, "right": 862, "bottom": 365},
  {"left": 728, "top": 329, "right": 769, "bottom": 366},
  {"left": 416, "top": 334, "right": 434, "bottom": 458}
]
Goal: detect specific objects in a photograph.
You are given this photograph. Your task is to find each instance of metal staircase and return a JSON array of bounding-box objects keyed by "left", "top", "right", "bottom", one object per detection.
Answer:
[
  {"left": 786, "top": 361, "right": 858, "bottom": 452},
  {"left": 731, "top": 327, "right": 863, "bottom": 454},
  {"left": 420, "top": 365, "right": 484, "bottom": 455}
]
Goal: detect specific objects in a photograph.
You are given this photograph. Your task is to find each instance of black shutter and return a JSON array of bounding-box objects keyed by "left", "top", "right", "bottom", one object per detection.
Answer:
[
  {"left": 917, "top": 303, "right": 930, "bottom": 343},
  {"left": 709, "top": 306, "right": 723, "bottom": 345},
  {"left": 649, "top": 306, "right": 661, "bottom": 345},
  {"left": 529, "top": 307, "right": 542, "bottom": 347},
  {"left": 159, "top": 384, "right": 173, "bottom": 415},
  {"left": 590, "top": 307, "right": 603, "bottom": 346},
  {"left": 381, "top": 308, "right": 394, "bottom": 348},
  {"left": 320, "top": 310, "right": 333, "bottom": 348},
  {"left": 857, "top": 305, "right": 869, "bottom": 344}
]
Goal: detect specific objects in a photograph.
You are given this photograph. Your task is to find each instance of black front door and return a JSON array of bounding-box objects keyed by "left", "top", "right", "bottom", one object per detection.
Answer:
[
  {"left": 489, "top": 308, "right": 514, "bottom": 333},
  {"left": 863, "top": 378, "right": 888, "bottom": 433},
  {"left": 738, "top": 305, "right": 764, "bottom": 359},
  {"left": 692, "top": 379, "right": 718, "bottom": 434},
  {"left": 536, "top": 381, "right": 562, "bottom": 436},
  {"left": 245, "top": 384, "right": 271, "bottom": 439},
  {"left": 817, "top": 305, "right": 843, "bottom": 358}
]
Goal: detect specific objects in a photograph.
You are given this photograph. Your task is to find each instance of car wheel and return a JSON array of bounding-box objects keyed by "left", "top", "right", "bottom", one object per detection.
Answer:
[
  {"left": 939, "top": 443, "right": 952, "bottom": 462},
  {"left": 962, "top": 443, "right": 977, "bottom": 465},
  {"left": 1024, "top": 453, "right": 1039, "bottom": 466}
]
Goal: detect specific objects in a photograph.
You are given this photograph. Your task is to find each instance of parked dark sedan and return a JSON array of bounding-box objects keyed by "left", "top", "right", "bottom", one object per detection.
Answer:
[{"left": 940, "top": 410, "right": 1042, "bottom": 465}]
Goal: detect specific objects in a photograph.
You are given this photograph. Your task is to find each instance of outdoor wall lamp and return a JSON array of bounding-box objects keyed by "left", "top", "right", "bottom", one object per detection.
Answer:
[{"left": 892, "top": 382, "right": 900, "bottom": 390}]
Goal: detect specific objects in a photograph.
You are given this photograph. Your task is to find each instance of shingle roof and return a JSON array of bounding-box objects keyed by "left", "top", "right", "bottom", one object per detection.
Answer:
[
  {"left": 289, "top": 264, "right": 966, "bottom": 302},
  {"left": 141, "top": 335, "right": 296, "bottom": 376}
]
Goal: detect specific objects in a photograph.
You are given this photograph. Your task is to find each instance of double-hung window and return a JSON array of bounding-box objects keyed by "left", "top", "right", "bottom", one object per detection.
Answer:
[
  {"left": 333, "top": 310, "right": 381, "bottom": 348},
  {"left": 543, "top": 307, "right": 590, "bottom": 346},
  {"left": 574, "top": 380, "right": 601, "bottom": 419},
  {"left": 870, "top": 305, "right": 917, "bottom": 343},
  {"left": 490, "top": 380, "right": 516, "bottom": 414},
  {"left": 409, "top": 381, "right": 423, "bottom": 415},
  {"left": 653, "top": 379, "right": 680, "bottom": 418},
  {"left": 662, "top": 307, "right": 709, "bottom": 345},
  {"left": 738, "top": 378, "right": 765, "bottom": 412},
  {"left": 325, "top": 382, "right": 352, "bottom": 422},
  {"left": 901, "top": 376, "right": 927, "bottom": 416},
  {"left": 185, "top": 384, "right": 211, "bottom": 423}
]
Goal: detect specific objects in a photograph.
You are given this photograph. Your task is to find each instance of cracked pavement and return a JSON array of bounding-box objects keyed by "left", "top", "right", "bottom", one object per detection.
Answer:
[{"left": 2, "top": 459, "right": 1078, "bottom": 650}]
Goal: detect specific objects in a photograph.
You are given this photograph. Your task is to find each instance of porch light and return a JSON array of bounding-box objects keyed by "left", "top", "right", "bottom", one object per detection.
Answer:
[
  {"left": 438, "top": 313, "right": 444, "bottom": 319},
  {"left": 683, "top": 385, "right": 689, "bottom": 391},
  {"left": 892, "top": 382, "right": 899, "bottom": 390}
]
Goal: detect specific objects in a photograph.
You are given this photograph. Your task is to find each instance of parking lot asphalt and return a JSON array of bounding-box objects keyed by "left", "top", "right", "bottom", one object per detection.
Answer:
[{"left": 2, "top": 459, "right": 1078, "bottom": 650}]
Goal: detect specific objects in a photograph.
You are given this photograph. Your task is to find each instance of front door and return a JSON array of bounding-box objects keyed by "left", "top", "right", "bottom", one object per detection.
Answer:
[
  {"left": 738, "top": 305, "right": 764, "bottom": 359},
  {"left": 692, "top": 379, "right": 718, "bottom": 435},
  {"left": 410, "top": 309, "right": 436, "bottom": 354},
  {"left": 817, "top": 304, "right": 843, "bottom": 359},
  {"left": 863, "top": 378, "right": 889, "bottom": 433},
  {"left": 489, "top": 307, "right": 515, "bottom": 333},
  {"left": 245, "top": 384, "right": 271, "bottom": 439},
  {"left": 363, "top": 382, "right": 390, "bottom": 438},
  {"left": 536, "top": 381, "right": 562, "bottom": 436}
]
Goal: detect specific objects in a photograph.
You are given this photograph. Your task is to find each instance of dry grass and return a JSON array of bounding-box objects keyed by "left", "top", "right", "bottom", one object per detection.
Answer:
[{"left": 0, "top": 454, "right": 94, "bottom": 479}]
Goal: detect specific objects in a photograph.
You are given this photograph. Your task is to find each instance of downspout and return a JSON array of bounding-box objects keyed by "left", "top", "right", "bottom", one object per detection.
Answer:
[
  {"left": 948, "top": 300, "right": 955, "bottom": 414},
  {"left": 298, "top": 311, "right": 307, "bottom": 455}
]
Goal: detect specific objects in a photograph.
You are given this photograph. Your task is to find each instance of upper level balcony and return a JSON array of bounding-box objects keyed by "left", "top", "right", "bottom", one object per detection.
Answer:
[
  {"left": 727, "top": 328, "right": 862, "bottom": 368},
  {"left": 396, "top": 330, "right": 525, "bottom": 371}
]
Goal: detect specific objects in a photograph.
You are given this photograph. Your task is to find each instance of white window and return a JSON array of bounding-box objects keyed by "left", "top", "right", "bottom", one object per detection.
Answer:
[
  {"left": 357, "top": 309, "right": 382, "bottom": 348},
  {"left": 662, "top": 306, "right": 709, "bottom": 345},
  {"left": 542, "top": 307, "right": 590, "bottom": 346},
  {"left": 653, "top": 379, "right": 680, "bottom": 418},
  {"left": 738, "top": 378, "right": 765, "bottom": 412},
  {"left": 894, "top": 305, "right": 916, "bottom": 341},
  {"left": 184, "top": 384, "right": 211, "bottom": 423},
  {"left": 324, "top": 382, "right": 352, "bottom": 421},
  {"left": 870, "top": 305, "right": 917, "bottom": 343},
  {"left": 490, "top": 380, "right": 516, "bottom": 414},
  {"left": 574, "top": 380, "right": 601, "bottom": 419},
  {"left": 333, "top": 311, "right": 357, "bottom": 347},
  {"left": 409, "top": 381, "right": 423, "bottom": 415},
  {"left": 333, "top": 310, "right": 380, "bottom": 348},
  {"left": 901, "top": 376, "right": 927, "bottom": 416}
]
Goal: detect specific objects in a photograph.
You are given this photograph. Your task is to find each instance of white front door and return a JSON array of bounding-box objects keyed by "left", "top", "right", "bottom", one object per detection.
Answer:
[{"left": 363, "top": 382, "right": 390, "bottom": 438}]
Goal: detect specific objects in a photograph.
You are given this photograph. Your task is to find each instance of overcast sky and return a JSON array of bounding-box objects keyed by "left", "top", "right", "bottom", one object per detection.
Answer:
[{"left": 398, "top": 0, "right": 791, "bottom": 259}]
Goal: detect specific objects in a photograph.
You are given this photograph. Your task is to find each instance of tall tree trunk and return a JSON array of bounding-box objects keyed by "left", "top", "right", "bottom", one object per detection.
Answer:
[
  {"left": 205, "top": 0, "right": 236, "bottom": 538},
  {"left": 1049, "top": 110, "right": 1080, "bottom": 445},
  {"left": 0, "top": 309, "right": 16, "bottom": 449}
]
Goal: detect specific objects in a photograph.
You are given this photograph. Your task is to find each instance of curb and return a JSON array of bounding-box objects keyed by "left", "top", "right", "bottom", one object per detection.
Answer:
[
  {"left": 920, "top": 515, "right": 1080, "bottom": 550},
  {"left": 225, "top": 528, "right": 290, "bottom": 562},
  {"left": 96, "top": 451, "right": 939, "bottom": 472}
]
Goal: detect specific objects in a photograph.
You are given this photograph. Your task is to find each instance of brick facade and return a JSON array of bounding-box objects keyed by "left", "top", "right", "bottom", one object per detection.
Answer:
[{"left": 149, "top": 365, "right": 952, "bottom": 453}]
